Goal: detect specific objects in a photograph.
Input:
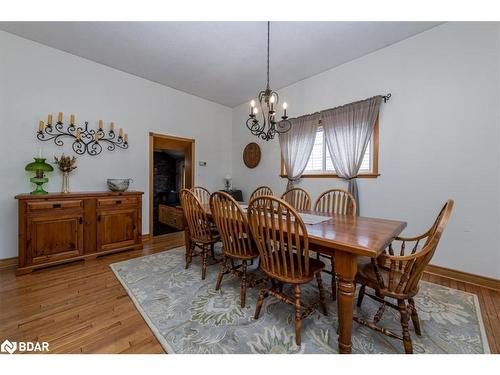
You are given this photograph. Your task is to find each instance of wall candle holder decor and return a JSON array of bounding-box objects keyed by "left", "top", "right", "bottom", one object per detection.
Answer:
[{"left": 36, "top": 112, "right": 129, "bottom": 156}]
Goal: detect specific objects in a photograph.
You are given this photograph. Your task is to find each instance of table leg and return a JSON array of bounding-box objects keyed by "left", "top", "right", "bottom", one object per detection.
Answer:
[{"left": 335, "top": 251, "right": 358, "bottom": 354}]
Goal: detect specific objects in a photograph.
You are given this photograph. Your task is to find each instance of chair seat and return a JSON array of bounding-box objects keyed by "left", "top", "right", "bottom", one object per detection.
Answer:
[
  {"left": 356, "top": 258, "right": 418, "bottom": 298},
  {"left": 263, "top": 253, "right": 325, "bottom": 284}
]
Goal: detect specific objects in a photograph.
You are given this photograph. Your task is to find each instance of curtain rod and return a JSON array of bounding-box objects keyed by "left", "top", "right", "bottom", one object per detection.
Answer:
[{"left": 284, "top": 93, "right": 391, "bottom": 123}]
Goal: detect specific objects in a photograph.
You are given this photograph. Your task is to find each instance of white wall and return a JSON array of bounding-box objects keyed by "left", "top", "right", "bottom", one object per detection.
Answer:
[
  {"left": 231, "top": 22, "right": 500, "bottom": 279},
  {"left": 0, "top": 30, "right": 232, "bottom": 259}
]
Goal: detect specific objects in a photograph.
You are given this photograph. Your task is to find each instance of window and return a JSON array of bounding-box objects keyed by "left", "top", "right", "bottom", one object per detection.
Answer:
[{"left": 280, "top": 118, "right": 379, "bottom": 178}]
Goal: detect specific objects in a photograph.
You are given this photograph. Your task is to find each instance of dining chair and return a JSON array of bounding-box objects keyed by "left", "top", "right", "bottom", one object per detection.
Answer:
[
  {"left": 191, "top": 186, "right": 211, "bottom": 206},
  {"left": 210, "top": 191, "right": 261, "bottom": 307},
  {"left": 313, "top": 189, "right": 357, "bottom": 301},
  {"left": 249, "top": 186, "right": 274, "bottom": 202},
  {"left": 280, "top": 187, "right": 311, "bottom": 211},
  {"left": 180, "top": 188, "right": 220, "bottom": 280},
  {"left": 247, "top": 195, "right": 328, "bottom": 346},
  {"left": 354, "top": 200, "right": 454, "bottom": 354}
]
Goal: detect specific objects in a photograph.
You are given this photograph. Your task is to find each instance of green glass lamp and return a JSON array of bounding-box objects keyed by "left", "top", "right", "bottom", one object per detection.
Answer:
[{"left": 25, "top": 157, "right": 54, "bottom": 195}]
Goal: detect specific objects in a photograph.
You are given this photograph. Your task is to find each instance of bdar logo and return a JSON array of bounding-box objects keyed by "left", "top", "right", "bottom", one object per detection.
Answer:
[{"left": 1, "top": 339, "right": 17, "bottom": 354}]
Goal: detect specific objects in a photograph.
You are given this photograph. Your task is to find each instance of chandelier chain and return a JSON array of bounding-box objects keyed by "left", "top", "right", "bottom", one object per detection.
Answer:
[
  {"left": 266, "top": 21, "right": 270, "bottom": 89},
  {"left": 246, "top": 21, "right": 291, "bottom": 141}
]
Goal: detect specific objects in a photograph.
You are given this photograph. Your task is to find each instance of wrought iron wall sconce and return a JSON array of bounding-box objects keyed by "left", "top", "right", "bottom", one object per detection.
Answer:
[{"left": 36, "top": 112, "right": 129, "bottom": 156}]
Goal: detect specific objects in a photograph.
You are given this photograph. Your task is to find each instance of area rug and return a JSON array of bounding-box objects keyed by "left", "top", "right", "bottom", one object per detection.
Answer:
[{"left": 110, "top": 246, "right": 490, "bottom": 354}]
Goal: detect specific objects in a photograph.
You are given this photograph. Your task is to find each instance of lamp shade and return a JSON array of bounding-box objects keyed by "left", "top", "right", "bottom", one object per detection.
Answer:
[{"left": 25, "top": 158, "right": 54, "bottom": 172}]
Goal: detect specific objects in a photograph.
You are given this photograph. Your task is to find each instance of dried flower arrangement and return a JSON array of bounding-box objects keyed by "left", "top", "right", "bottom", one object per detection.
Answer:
[{"left": 54, "top": 154, "right": 77, "bottom": 173}]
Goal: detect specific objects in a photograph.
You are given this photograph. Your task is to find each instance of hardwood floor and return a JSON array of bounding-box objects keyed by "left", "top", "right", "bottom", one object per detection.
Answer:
[{"left": 0, "top": 232, "right": 498, "bottom": 354}]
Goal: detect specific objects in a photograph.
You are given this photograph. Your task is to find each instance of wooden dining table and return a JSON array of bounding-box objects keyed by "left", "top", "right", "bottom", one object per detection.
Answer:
[{"left": 184, "top": 203, "right": 407, "bottom": 354}]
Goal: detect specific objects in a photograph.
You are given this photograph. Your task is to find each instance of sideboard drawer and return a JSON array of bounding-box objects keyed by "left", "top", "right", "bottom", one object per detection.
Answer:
[
  {"left": 27, "top": 200, "right": 83, "bottom": 212},
  {"left": 97, "top": 197, "right": 138, "bottom": 208},
  {"left": 158, "top": 204, "right": 185, "bottom": 230}
]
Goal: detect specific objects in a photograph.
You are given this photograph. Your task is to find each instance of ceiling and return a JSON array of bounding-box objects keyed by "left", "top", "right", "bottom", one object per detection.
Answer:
[{"left": 0, "top": 22, "right": 441, "bottom": 107}]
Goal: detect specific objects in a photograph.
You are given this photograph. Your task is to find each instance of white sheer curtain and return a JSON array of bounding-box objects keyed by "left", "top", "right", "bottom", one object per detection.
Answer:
[
  {"left": 321, "top": 96, "right": 382, "bottom": 213},
  {"left": 279, "top": 113, "right": 319, "bottom": 191}
]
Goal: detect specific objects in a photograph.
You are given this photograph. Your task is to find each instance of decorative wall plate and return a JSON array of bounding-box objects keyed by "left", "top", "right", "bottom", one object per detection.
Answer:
[{"left": 243, "top": 142, "right": 261, "bottom": 168}]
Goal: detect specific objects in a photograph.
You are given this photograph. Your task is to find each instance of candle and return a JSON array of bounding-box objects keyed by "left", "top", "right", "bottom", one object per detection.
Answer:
[
  {"left": 98, "top": 120, "right": 103, "bottom": 129},
  {"left": 70, "top": 114, "right": 75, "bottom": 125},
  {"left": 47, "top": 114, "right": 53, "bottom": 125},
  {"left": 250, "top": 100, "right": 256, "bottom": 116},
  {"left": 124, "top": 133, "right": 128, "bottom": 143},
  {"left": 110, "top": 122, "right": 115, "bottom": 131},
  {"left": 58, "top": 112, "right": 63, "bottom": 123},
  {"left": 119, "top": 128, "right": 123, "bottom": 138},
  {"left": 283, "top": 102, "right": 288, "bottom": 117},
  {"left": 38, "top": 120, "right": 44, "bottom": 132},
  {"left": 270, "top": 96, "right": 275, "bottom": 111}
]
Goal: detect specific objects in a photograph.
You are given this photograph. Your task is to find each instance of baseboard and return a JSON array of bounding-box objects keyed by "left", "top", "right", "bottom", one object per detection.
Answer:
[
  {"left": 142, "top": 234, "right": 152, "bottom": 243},
  {"left": 424, "top": 264, "right": 500, "bottom": 291},
  {"left": 0, "top": 257, "right": 18, "bottom": 271}
]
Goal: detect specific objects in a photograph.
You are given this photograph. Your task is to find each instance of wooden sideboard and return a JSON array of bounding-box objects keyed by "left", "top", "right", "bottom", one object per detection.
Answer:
[{"left": 15, "top": 191, "right": 143, "bottom": 275}]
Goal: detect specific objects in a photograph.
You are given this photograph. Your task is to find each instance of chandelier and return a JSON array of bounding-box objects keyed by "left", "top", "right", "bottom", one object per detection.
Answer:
[{"left": 246, "top": 22, "right": 291, "bottom": 141}]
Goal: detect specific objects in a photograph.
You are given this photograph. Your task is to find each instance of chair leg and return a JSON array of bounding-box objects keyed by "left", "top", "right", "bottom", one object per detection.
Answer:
[
  {"left": 294, "top": 284, "right": 302, "bottom": 346},
  {"left": 215, "top": 256, "right": 227, "bottom": 291},
  {"left": 357, "top": 284, "right": 366, "bottom": 307},
  {"left": 373, "top": 300, "right": 386, "bottom": 323},
  {"left": 201, "top": 246, "right": 208, "bottom": 280},
  {"left": 210, "top": 243, "right": 216, "bottom": 260},
  {"left": 240, "top": 260, "right": 248, "bottom": 308},
  {"left": 254, "top": 288, "right": 268, "bottom": 319},
  {"left": 330, "top": 257, "right": 337, "bottom": 301},
  {"left": 408, "top": 298, "right": 422, "bottom": 336},
  {"left": 398, "top": 299, "right": 413, "bottom": 354},
  {"left": 185, "top": 243, "right": 194, "bottom": 269},
  {"left": 315, "top": 272, "right": 328, "bottom": 316}
]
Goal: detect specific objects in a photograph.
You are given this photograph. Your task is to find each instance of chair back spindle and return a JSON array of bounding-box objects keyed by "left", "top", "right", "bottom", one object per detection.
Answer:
[
  {"left": 210, "top": 191, "right": 257, "bottom": 259},
  {"left": 314, "top": 189, "right": 357, "bottom": 216},
  {"left": 180, "top": 189, "right": 214, "bottom": 243},
  {"left": 248, "top": 196, "right": 311, "bottom": 282},
  {"left": 281, "top": 188, "right": 311, "bottom": 211},
  {"left": 191, "top": 186, "right": 211, "bottom": 206},
  {"left": 375, "top": 200, "right": 454, "bottom": 297},
  {"left": 249, "top": 186, "right": 274, "bottom": 202}
]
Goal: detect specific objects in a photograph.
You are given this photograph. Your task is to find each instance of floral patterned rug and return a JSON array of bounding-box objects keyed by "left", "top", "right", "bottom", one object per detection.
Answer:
[{"left": 110, "top": 246, "right": 490, "bottom": 354}]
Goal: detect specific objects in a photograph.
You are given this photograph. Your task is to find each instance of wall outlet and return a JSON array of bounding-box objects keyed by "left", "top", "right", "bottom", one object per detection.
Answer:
[{"left": 198, "top": 161, "right": 207, "bottom": 166}]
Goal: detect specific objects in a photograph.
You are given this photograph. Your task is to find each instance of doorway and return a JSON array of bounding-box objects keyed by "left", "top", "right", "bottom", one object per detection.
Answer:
[{"left": 149, "top": 132, "right": 195, "bottom": 238}]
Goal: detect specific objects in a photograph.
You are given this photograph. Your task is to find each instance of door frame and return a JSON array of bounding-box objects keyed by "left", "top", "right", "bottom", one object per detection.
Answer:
[{"left": 149, "top": 132, "right": 195, "bottom": 238}]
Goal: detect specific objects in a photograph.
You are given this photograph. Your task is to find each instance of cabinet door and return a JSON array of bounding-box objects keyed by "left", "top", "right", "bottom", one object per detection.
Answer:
[
  {"left": 27, "top": 213, "right": 84, "bottom": 265},
  {"left": 97, "top": 208, "right": 139, "bottom": 251}
]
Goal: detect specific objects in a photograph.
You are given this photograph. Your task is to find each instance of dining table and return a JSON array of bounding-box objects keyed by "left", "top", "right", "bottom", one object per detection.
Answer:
[{"left": 183, "top": 202, "right": 407, "bottom": 354}]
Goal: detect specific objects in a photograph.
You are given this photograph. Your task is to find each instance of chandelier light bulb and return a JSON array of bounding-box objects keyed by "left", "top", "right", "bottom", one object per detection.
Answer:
[
  {"left": 270, "top": 96, "right": 275, "bottom": 104},
  {"left": 283, "top": 102, "right": 287, "bottom": 109},
  {"left": 251, "top": 100, "right": 255, "bottom": 107}
]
